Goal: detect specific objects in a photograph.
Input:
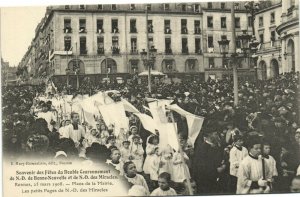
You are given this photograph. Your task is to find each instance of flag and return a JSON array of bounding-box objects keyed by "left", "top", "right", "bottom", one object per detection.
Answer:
[
  {"left": 159, "top": 123, "right": 179, "bottom": 151},
  {"left": 186, "top": 114, "right": 204, "bottom": 145},
  {"left": 134, "top": 113, "right": 157, "bottom": 134},
  {"left": 122, "top": 99, "right": 140, "bottom": 113}
]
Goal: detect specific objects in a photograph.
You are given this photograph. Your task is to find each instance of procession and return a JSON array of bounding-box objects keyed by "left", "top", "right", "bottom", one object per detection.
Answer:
[
  {"left": 2, "top": 1, "right": 300, "bottom": 196},
  {"left": 3, "top": 71, "right": 300, "bottom": 195}
]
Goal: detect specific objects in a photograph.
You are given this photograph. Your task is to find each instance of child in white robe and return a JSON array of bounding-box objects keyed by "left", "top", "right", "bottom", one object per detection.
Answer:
[
  {"left": 123, "top": 161, "right": 149, "bottom": 195},
  {"left": 129, "top": 135, "right": 144, "bottom": 172},
  {"left": 172, "top": 150, "right": 191, "bottom": 183},
  {"left": 120, "top": 140, "right": 131, "bottom": 162},
  {"left": 261, "top": 142, "right": 278, "bottom": 182},
  {"left": 149, "top": 147, "right": 161, "bottom": 188},
  {"left": 143, "top": 135, "right": 159, "bottom": 174},
  {"left": 150, "top": 172, "right": 177, "bottom": 196}
]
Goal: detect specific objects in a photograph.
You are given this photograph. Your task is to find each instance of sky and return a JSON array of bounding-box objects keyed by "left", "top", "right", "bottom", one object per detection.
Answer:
[
  {"left": 0, "top": 0, "right": 229, "bottom": 67},
  {"left": 1, "top": 6, "right": 46, "bottom": 67}
]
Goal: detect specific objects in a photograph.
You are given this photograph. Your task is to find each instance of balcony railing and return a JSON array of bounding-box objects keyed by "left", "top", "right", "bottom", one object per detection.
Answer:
[
  {"left": 195, "top": 49, "right": 202, "bottom": 55},
  {"left": 63, "top": 27, "right": 72, "bottom": 33},
  {"left": 112, "top": 47, "right": 120, "bottom": 55},
  {"left": 130, "top": 49, "right": 139, "bottom": 54},
  {"left": 165, "top": 48, "right": 173, "bottom": 54},
  {"left": 97, "top": 28, "right": 104, "bottom": 33},
  {"left": 182, "top": 48, "right": 189, "bottom": 54},
  {"left": 181, "top": 28, "right": 188, "bottom": 34},
  {"left": 97, "top": 48, "right": 104, "bottom": 55},
  {"left": 194, "top": 28, "right": 201, "bottom": 34},
  {"left": 259, "top": 40, "right": 281, "bottom": 50},
  {"left": 80, "top": 49, "right": 87, "bottom": 55},
  {"left": 165, "top": 28, "right": 172, "bottom": 34},
  {"left": 79, "top": 27, "right": 86, "bottom": 33},
  {"left": 130, "top": 27, "right": 137, "bottom": 33}
]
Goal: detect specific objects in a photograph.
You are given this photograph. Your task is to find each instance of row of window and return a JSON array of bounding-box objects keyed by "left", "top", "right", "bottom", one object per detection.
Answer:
[
  {"left": 258, "top": 12, "right": 276, "bottom": 27},
  {"left": 64, "top": 36, "right": 202, "bottom": 55},
  {"left": 207, "top": 16, "right": 249, "bottom": 28},
  {"left": 64, "top": 19, "right": 201, "bottom": 34},
  {"left": 65, "top": 4, "right": 201, "bottom": 12},
  {"left": 207, "top": 2, "right": 240, "bottom": 10}
]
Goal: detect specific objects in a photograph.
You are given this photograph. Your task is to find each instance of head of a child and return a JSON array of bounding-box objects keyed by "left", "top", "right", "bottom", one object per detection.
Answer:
[
  {"left": 124, "top": 161, "right": 137, "bottom": 178},
  {"left": 183, "top": 179, "right": 197, "bottom": 195},
  {"left": 130, "top": 126, "right": 138, "bottom": 135},
  {"left": 158, "top": 172, "right": 171, "bottom": 191},
  {"left": 107, "top": 136, "right": 116, "bottom": 145},
  {"left": 91, "top": 129, "right": 97, "bottom": 136},
  {"left": 154, "top": 147, "right": 160, "bottom": 156},
  {"left": 262, "top": 142, "right": 271, "bottom": 156},
  {"left": 122, "top": 141, "right": 130, "bottom": 149},
  {"left": 234, "top": 135, "right": 244, "bottom": 147},
  {"left": 110, "top": 148, "right": 121, "bottom": 163},
  {"left": 247, "top": 137, "right": 261, "bottom": 158},
  {"left": 132, "top": 135, "right": 140, "bottom": 145},
  {"left": 149, "top": 135, "right": 159, "bottom": 145}
]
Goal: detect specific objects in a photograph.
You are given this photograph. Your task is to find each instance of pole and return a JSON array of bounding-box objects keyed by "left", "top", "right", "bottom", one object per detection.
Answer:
[
  {"left": 145, "top": 8, "right": 151, "bottom": 93},
  {"left": 231, "top": 2, "right": 239, "bottom": 106},
  {"left": 170, "top": 111, "right": 193, "bottom": 195}
]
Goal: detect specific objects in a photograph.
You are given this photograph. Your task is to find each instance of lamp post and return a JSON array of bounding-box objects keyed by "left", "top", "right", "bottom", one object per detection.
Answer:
[
  {"left": 218, "top": 36, "right": 230, "bottom": 68},
  {"left": 245, "top": 1, "right": 260, "bottom": 80},
  {"left": 75, "top": 67, "right": 80, "bottom": 90},
  {"left": 218, "top": 3, "right": 239, "bottom": 106},
  {"left": 140, "top": 47, "right": 157, "bottom": 93},
  {"left": 65, "top": 68, "right": 70, "bottom": 87}
]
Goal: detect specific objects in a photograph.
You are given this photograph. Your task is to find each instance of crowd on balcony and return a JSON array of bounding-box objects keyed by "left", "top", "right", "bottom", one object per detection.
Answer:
[{"left": 2, "top": 71, "right": 300, "bottom": 195}]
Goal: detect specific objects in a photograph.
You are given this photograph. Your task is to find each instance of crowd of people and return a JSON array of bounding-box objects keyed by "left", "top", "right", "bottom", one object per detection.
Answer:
[{"left": 2, "top": 71, "right": 300, "bottom": 195}]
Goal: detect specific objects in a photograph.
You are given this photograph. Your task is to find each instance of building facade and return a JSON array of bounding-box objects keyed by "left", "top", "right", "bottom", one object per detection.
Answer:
[
  {"left": 255, "top": 0, "right": 282, "bottom": 80},
  {"left": 276, "top": 0, "right": 299, "bottom": 74},
  {"left": 17, "top": 1, "right": 299, "bottom": 86},
  {"left": 1, "top": 58, "right": 17, "bottom": 85}
]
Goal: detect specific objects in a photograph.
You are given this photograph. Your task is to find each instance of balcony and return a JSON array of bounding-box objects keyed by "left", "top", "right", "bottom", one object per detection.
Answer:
[
  {"left": 259, "top": 40, "right": 281, "bottom": 51},
  {"left": 195, "top": 49, "right": 202, "bottom": 55},
  {"left": 287, "top": 5, "right": 295, "bottom": 17},
  {"left": 130, "top": 27, "right": 137, "bottom": 33},
  {"left": 165, "top": 48, "right": 173, "bottom": 55},
  {"left": 194, "top": 28, "right": 201, "bottom": 34},
  {"left": 112, "top": 28, "right": 119, "bottom": 33},
  {"left": 97, "top": 48, "right": 104, "bottom": 55},
  {"left": 148, "top": 26, "right": 154, "bottom": 33},
  {"left": 97, "top": 28, "right": 104, "bottom": 34},
  {"left": 182, "top": 48, "right": 189, "bottom": 55},
  {"left": 130, "top": 49, "right": 138, "bottom": 55},
  {"left": 181, "top": 27, "right": 188, "bottom": 34},
  {"left": 63, "top": 27, "right": 72, "bottom": 33},
  {"left": 80, "top": 49, "right": 87, "bottom": 55},
  {"left": 112, "top": 47, "right": 120, "bottom": 55},
  {"left": 79, "top": 27, "right": 86, "bottom": 33},
  {"left": 165, "top": 28, "right": 172, "bottom": 34}
]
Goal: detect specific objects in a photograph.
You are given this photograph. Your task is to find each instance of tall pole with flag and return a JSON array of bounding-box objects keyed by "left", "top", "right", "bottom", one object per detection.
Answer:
[
  {"left": 231, "top": 2, "right": 239, "bottom": 106},
  {"left": 145, "top": 7, "right": 151, "bottom": 93}
]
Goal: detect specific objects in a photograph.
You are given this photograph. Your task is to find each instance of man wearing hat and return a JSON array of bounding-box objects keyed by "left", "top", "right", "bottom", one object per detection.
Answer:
[{"left": 192, "top": 127, "right": 225, "bottom": 194}]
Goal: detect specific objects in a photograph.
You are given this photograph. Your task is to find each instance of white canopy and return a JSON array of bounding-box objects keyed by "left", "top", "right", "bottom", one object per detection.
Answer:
[{"left": 138, "top": 70, "right": 165, "bottom": 76}]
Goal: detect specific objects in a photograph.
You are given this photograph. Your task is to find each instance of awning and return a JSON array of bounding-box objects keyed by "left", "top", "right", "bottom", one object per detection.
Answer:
[{"left": 138, "top": 70, "right": 165, "bottom": 76}]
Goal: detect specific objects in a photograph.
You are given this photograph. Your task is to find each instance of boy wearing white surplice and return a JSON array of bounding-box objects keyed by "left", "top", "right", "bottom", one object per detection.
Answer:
[{"left": 236, "top": 137, "right": 272, "bottom": 194}]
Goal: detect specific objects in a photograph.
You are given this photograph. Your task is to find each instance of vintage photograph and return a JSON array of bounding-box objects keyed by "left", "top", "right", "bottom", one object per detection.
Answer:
[{"left": 1, "top": 0, "right": 300, "bottom": 196}]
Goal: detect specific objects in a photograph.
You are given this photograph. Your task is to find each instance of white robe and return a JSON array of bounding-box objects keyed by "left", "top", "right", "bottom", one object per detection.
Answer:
[
  {"left": 125, "top": 174, "right": 149, "bottom": 195},
  {"left": 264, "top": 155, "right": 278, "bottom": 178},
  {"left": 64, "top": 124, "right": 85, "bottom": 146},
  {"left": 236, "top": 155, "right": 272, "bottom": 194},
  {"left": 229, "top": 146, "right": 248, "bottom": 177},
  {"left": 37, "top": 111, "right": 56, "bottom": 131},
  {"left": 129, "top": 143, "right": 144, "bottom": 172},
  {"left": 150, "top": 187, "right": 177, "bottom": 196}
]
